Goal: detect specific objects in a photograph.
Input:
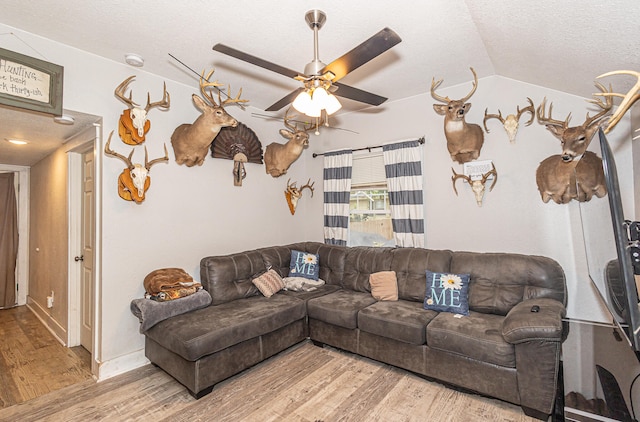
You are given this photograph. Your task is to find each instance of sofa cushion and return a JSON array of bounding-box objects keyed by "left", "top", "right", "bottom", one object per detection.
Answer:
[
  {"left": 307, "top": 290, "right": 377, "bottom": 329},
  {"left": 252, "top": 269, "right": 285, "bottom": 298},
  {"left": 423, "top": 271, "right": 470, "bottom": 316},
  {"left": 369, "top": 271, "right": 398, "bottom": 301},
  {"left": 342, "top": 247, "right": 395, "bottom": 292},
  {"left": 427, "top": 311, "right": 515, "bottom": 368},
  {"left": 289, "top": 250, "right": 320, "bottom": 280},
  {"left": 390, "top": 248, "right": 453, "bottom": 302},
  {"left": 450, "top": 252, "right": 567, "bottom": 315},
  {"left": 145, "top": 294, "right": 306, "bottom": 361},
  {"left": 358, "top": 300, "right": 438, "bottom": 345},
  {"left": 200, "top": 250, "right": 266, "bottom": 305}
]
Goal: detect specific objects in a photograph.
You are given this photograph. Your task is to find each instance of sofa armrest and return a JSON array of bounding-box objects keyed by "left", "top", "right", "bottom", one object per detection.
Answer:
[{"left": 502, "top": 298, "right": 566, "bottom": 344}]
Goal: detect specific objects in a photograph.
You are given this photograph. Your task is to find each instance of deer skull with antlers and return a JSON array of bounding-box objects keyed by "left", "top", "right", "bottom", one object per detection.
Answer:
[
  {"left": 483, "top": 98, "right": 535, "bottom": 143},
  {"left": 115, "top": 76, "right": 170, "bottom": 145},
  {"left": 431, "top": 67, "right": 485, "bottom": 164},
  {"left": 264, "top": 108, "right": 322, "bottom": 177},
  {"left": 104, "top": 131, "right": 169, "bottom": 204},
  {"left": 451, "top": 164, "right": 497, "bottom": 207},
  {"left": 535, "top": 83, "right": 613, "bottom": 204},
  {"left": 285, "top": 178, "right": 315, "bottom": 215},
  {"left": 171, "top": 69, "right": 248, "bottom": 167}
]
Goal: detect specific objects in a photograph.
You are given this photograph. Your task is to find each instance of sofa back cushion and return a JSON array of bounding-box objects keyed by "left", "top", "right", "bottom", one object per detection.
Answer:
[
  {"left": 296, "top": 242, "right": 347, "bottom": 286},
  {"left": 390, "top": 248, "right": 453, "bottom": 302},
  {"left": 342, "top": 247, "right": 395, "bottom": 292},
  {"left": 200, "top": 250, "right": 266, "bottom": 305},
  {"left": 450, "top": 251, "right": 567, "bottom": 315}
]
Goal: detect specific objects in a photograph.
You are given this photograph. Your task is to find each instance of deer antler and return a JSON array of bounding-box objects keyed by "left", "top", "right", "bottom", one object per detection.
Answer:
[
  {"left": 145, "top": 143, "right": 169, "bottom": 170},
  {"left": 299, "top": 179, "right": 315, "bottom": 197},
  {"left": 430, "top": 77, "right": 451, "bottom": 103},
  {"left": 114, "top": 76, "right": 139, "bottom": 108},
  {"left": 145, "top": 82, "right": 171, "bottom": 112},
  {"left": 483, "top": 109, "right": 504, "bottom": 132},
  {"left": 451, "top": 168, "right": 472, "bottom": 196},
  {"left": 583, "top": 82, "right": 613, "bottom": 128},
  {"left": 536, "top": 97, "right": 571, "bottom": 128},
  {"left": 517, "top": 97, "right": 536, "bottom": 126},
  {"left": 481, "top": 163, "right": 498, "bottom": 192},
  {"left": 459, "top": 67, "right": 478, "bottom": 103},
  {"left": 595, "top": 70, "right": 640, "bottom": 133},
  {"left": 219, "top": 85, "right": 249, "bottom": 107},
  {"left": 199, "top": 69, "right": 224, "bottom": 106},
  {"left": 104, "top": 131, "right": 134, "bottom": 169}
]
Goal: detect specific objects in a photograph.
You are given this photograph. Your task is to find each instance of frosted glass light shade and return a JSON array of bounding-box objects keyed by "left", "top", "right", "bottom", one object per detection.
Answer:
[
  {"left": 324, "top": 93, "right": 342, "bottom": 115},
  {"left": 292, "top": 90, "right": 313, "bottom": 113}
]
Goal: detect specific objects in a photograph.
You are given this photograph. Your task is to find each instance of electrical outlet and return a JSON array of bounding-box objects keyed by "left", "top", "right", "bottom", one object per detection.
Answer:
[{"left": 46, "top": 291, "right": 54, "bottom": 308}]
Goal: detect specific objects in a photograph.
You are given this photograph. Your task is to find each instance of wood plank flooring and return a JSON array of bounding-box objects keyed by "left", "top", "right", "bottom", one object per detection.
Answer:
[
  {"left": 0, "top": 306, "right": 93, "bottom": 409},
  {"left": 0, "top": 339, "right": 537, "bottom": 422}
]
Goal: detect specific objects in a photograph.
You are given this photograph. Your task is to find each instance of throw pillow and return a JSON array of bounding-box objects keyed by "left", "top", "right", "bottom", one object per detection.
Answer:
[
  {"left": 289, "top": 250, "right": 320, "bottom": 280},
  {"left": 283, "top": 276, "right": 326, "bottom": 292},
  {"left": 423, "top": 271, "right": 470, "bottom": 315},
  {"left": 252, "top": 269, "right": 285, "bottom": 298},
  {"left": 369, "top": 271, "right": 398, "bottom": 301}
]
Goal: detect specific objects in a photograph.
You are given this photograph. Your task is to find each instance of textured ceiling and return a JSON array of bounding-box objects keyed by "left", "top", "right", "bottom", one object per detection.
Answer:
[{"left": 1, "top": 0, "right": 638, "bottom": 166}]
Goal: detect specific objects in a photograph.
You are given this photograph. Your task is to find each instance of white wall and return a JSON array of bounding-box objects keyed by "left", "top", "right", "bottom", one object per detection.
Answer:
[
  {"left": 303, "top": 76, "right": 633, "bottom": 323},
  {"left": 3, "top": 22, "right": 636, "bottom": 379}
]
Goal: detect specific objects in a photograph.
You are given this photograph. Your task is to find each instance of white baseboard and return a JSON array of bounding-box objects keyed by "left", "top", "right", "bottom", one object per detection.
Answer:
[
  {"left": 27, "top": 297, "right": 67, "bottom": 345},
  {"left": 96, "top": 349, "right": 149, "bottom": 381}
]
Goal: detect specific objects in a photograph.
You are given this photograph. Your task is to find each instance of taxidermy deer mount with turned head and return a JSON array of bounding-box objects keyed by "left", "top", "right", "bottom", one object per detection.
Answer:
[
  {"left": 451, "top": 164, "right": 497, "bottom": 207},
  {"left": 170, "top": 69, "right": 248, "bottom": 167},
  {"left": 535, "top": 82, "right": 613, "bottom": 204},
  {"left": 264, "top": 108, "right": 322, "bottom": 178},
  {"left": 104, "top": 131, "right": 169, "bottom": 204},
  {"left": 483, "top": 98, "right": 535, "bottom": 143},
  {"left": 431, "top": 67, "right": 484, "bottom": 164},
  {"left": 115, "top": 76, "right": 170, "bottom": 145},
  {"left": 285, "top": 179, "right": 315, "bottom": 215}
]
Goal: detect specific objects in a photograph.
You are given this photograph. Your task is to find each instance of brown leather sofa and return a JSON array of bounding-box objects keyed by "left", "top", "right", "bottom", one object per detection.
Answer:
[{"left": 143, "top": 241, "right": 566, "bottom": 420}]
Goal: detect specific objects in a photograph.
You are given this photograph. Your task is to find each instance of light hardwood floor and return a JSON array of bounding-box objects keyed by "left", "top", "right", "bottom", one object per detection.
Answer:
[
  {"left": 0, "top": 335, "right": 538, "bottom": 422},
  {"left": 0, "top": 306, "right": 93, "bottom": 409}
]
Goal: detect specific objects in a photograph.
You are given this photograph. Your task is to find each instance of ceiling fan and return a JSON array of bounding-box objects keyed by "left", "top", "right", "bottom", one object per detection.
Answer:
[{"left": 212, "top": 9, "right": 402, "bottom": 114}]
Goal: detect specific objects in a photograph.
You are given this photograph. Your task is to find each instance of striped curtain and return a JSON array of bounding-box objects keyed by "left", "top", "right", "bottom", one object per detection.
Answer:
[
  {"left": 383, "top": 140, "right": 425, "bottom": 247},
  {"left": 323, "top": 150, "right": 353, "bottom": 245}
]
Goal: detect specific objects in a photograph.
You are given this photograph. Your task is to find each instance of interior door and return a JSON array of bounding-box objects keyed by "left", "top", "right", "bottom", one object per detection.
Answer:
[{"left": 80, "top": 149, "right": 94, "bottom": 353}]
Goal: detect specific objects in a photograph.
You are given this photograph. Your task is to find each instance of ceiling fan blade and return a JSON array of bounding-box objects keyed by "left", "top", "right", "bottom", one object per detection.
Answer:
[
  {"left": 321, "top": 27, "right": 402, "bottom": 82},
  {"left": 213, "top": 43, "right": 303, "bottom": 79},
  {"left": 265, "top": 88, "right": 305, "bottom": 112},
  {"left": 331, "top": 82, "right": 387, "bottom": 106}
]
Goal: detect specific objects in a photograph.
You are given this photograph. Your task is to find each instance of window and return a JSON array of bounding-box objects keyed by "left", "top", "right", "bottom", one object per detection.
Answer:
[{"left": 348, "top": 152, "right": 393, "bottom": 247}]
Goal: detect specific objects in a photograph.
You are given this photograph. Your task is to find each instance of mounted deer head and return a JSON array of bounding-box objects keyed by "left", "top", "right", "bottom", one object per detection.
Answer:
[
  {"left": 483, "top": 98, "right": 535, "bottom": 143},
  {"left": 284, "top": 178, "right": 315, "bottom": 215},
  {"left": 431, "top": 67, "right": 485, "bottom": 164},
  {"left": 594, "top": 70, "right": 640, "bottom": 134},
  {"left": 170, "top": 69, "right": 248, "bottom": 167},
  {"left": 104, "top": 131, "right": 169, "bottom": 204},
  {"left": 451, "top": 164, "right": 497, "bottom": 207},
  {"left": 535, "top": 83, "right": 613, "bottom": 204},
  {"left": 264, "top": 108, "right": 321, "bottom": 177},
  {"left": 115, "top": 76, "right": 170, "bottom": 145}
]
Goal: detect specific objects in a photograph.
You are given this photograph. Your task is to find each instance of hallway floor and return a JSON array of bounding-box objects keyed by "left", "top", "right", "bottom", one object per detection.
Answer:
[{"left": 0, "top": 305, "right": 93, "bottom": 409}]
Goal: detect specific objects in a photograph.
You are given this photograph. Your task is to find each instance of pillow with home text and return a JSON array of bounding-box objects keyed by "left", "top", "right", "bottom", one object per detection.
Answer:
[
  {"left": 289, "top": 250, "right": 320, "bottom": 281},
  {"left": 423, "top": 271, "right": 470, "bottom": 316}
]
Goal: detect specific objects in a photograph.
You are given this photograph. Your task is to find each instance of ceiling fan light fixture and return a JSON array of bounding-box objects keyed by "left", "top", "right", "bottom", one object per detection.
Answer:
[
  {"left": 292, "top": 90, "right": 313, "bottom": 114},
  {"left": 324, "top": 92, "right": 342, "bottom": 115}
]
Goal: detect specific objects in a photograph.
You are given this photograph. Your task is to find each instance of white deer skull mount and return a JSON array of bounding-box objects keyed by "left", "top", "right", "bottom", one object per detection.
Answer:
[
  {"left": 451, "top": 164, "right": 497, "bottom": 207},
  {"left": 483, "top": 98, "right": 535, "bottom": 143}
]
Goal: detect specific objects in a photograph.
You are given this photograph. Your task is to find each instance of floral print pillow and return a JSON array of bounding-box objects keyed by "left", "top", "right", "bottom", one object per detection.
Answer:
[
  {"left": 423, "top": 271, "right": 470, "bottom": 316},
  {"left": 289, "top": 250, "right": 320, "bottom": 281}
]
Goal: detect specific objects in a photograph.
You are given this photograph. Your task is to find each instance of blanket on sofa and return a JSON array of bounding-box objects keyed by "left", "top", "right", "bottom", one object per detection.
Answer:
[{"left": 130, "top": 289, "right": 212, "bottom": 333}]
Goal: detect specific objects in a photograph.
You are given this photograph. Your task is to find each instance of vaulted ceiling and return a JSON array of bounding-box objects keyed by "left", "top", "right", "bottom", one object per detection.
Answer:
[{"left": 1, "top": 0, "right": 639, "bottom": 165}]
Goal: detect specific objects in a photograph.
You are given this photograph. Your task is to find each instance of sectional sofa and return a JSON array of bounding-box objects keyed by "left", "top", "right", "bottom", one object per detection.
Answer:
[{"left": 142, "top": 241, "right": 567, "bottom": 420}]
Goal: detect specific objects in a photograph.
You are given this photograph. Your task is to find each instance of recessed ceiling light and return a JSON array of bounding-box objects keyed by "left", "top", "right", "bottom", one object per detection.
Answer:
[
  {"left": 54, "top": 114, "right": 75, "bottom": 125},
  {"left": 6, "top": 138, "right": 28, "bottom": 145},
  {"left": 125, "top": 53, "right": 144, "bottom": 67}
]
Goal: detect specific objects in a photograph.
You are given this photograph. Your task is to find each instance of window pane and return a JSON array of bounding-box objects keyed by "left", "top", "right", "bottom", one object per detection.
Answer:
[{"left": 348, "top": 185, "right": 393, "bottom": 247}]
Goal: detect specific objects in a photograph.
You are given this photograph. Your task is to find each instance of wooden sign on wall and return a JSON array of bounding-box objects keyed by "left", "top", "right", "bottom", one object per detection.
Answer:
[{"left": 0, "top": 47, "right": 63, "bottom": 116}]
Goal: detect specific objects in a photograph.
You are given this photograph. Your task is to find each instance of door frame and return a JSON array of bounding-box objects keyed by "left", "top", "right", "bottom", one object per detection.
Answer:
[
  {"left": 67, "top": 123, "right": 102, "bottom": 375},
  {"left": 0, "top": 165, "right": 29, "bottom": 306}
]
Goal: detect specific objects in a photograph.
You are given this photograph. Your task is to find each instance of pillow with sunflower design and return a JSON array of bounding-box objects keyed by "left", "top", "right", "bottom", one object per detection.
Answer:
[
  {"left": 289, "top": 250, "right": 320, "bottom": 281},
  {"left": 423, "top": 271, "right": 470, "bottom": 316}
]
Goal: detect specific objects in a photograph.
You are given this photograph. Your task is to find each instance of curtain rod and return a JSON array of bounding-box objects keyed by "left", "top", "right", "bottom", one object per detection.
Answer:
[{"left": 312, "top": 136, "right": 425, "bottom": 158}]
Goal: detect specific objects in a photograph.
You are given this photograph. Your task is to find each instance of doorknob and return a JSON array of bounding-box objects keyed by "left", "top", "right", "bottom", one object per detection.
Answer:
[{"left": 74, "top": 255, "right": 84, "bottom": 262}]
